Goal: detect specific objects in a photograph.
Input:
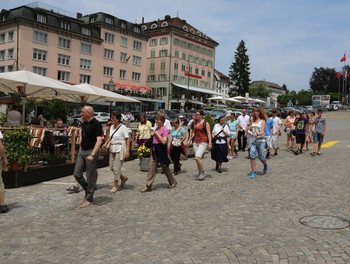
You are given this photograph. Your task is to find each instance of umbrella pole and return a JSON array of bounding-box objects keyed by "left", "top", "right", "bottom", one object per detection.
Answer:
[{"left": 22, "top": 97, "right": 26, "bottom": 125}]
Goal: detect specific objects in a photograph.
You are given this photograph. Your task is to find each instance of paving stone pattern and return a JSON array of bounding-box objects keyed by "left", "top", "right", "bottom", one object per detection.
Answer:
[{"left": 1, "top": 111, "right": 350, "bottom": 264}]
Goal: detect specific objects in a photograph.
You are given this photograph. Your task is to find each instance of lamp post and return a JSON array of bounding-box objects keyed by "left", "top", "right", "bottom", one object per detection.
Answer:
[{"left": 107, "top": 78, "right": 115, "bottom": 114}]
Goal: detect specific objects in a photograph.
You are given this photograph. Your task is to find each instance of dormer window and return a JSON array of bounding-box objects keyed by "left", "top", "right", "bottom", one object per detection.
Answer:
[
  {"left": 161, "top": 21, "right": 168, "bottom": 27},
  {"left": 81, "top": 27, "right": 91, "bottom": 36},
  {"left": 37, "top": 14, "right": 46, "bottom": 23},
  {"left": 151, "top": 23, "right": 158, "bottom": 29},
  {"left": 105, "top": 17, "right": 113, "bottom": 25},
  {"left": 60, "top": 21, "right": 71, "bottom": 30},
  {"left": 121, "top": 22, "right": 127, "bottom": 29},
  {"left": 133, "top": 26, "right": 141, "bottom": 33},
  {"left": 183, "top": 25, "right": 188, "bottom": 31}
]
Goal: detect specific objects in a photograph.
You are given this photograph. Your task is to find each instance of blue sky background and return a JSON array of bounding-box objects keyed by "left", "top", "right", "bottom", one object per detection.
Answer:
[{"left": 2, "top": 0, "right": 350, "bottom": 91}]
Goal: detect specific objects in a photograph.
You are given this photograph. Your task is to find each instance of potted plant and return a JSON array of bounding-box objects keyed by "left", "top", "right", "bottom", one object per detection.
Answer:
[
  {"left": 3, "top": 128, "right": 32, "bottom": 171},
  {"left": 38, "top": 152, "right": 67, "bottom": 165},
  {"left": 137, "top": 145, "right": 151, "bottom": 171}
]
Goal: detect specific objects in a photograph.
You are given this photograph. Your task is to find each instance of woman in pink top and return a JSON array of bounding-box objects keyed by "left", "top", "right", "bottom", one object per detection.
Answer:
[
  {"left": 141, "top": 114, "right": 177, "bottom": 192},
  {"left": 284, "top": 110, "right": 296, "bottom": 151}
]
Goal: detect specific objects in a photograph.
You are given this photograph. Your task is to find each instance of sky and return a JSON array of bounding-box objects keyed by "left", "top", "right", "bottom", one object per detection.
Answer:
[{"left": 2, "top": 0, "right": 350, "bottom": 91}]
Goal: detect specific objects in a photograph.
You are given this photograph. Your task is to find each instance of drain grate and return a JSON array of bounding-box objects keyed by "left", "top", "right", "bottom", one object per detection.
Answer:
[{"left": 299, "top": 215, "right": 350, "bottom": 230}]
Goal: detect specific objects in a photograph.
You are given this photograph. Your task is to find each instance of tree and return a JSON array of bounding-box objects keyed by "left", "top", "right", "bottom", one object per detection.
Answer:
[
  {"left": 228, "top": 40, "right": 251, "bottom": 97},
  {"left": 48, "top": 99, "right": 67, "bottom": 121},
  {"left": 249, "top": 83, "right": 271, "bottom": 98},
  {"left": 282, "top": 84, "right": 289, "bottom": 94},
  {"left": 309, "top": 67, "right": 338, "bottom": 93}
]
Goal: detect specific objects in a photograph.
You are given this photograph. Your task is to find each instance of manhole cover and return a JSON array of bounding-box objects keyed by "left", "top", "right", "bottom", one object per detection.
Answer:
[{"left": 299, "top": 215, "right": 350, "bottom": 229}]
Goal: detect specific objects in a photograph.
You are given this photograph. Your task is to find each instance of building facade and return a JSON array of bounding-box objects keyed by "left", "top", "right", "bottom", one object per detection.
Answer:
[
  {"left": 142, "top": 15, "right": 220, "bottom": 110},
  {"left": 250, "top": 80, "right": 286, "bottom": 107},
  {"left": 0, "top": 3, "right": 157, "bottom": 111}
]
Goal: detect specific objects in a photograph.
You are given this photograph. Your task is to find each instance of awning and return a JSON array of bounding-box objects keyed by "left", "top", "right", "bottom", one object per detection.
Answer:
[
  {"left": 129, "top": 96, "right": 164, "bottom": 103},
  {"left": 187, "top": 100, "right": 207, "bottom": 106},
  {"left": 172, "top": 83, "right": 220, "bottom": 95}
]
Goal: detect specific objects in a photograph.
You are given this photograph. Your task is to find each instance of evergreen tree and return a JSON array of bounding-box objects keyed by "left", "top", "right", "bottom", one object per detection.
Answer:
[{"left": 228, "top": 40, "right": 251, "bottom": 97}]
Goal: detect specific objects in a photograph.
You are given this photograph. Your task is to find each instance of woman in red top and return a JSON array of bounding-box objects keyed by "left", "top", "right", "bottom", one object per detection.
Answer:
[{"left": 187, "top": 110, "right": 212, "bottom": 181}]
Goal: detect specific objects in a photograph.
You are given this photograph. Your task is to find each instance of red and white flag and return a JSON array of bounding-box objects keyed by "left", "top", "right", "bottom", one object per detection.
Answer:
[{"left": 340, "top": 53, "right": 346, "bottom": 62}]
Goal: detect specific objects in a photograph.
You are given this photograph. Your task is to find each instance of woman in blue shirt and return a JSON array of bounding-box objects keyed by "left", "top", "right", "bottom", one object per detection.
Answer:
[
  {"left": 227, "top": 113, "right": 239, "bottom": 158},
  {"left": 170, "top": 118, "right": 187, "bottom": 175}
]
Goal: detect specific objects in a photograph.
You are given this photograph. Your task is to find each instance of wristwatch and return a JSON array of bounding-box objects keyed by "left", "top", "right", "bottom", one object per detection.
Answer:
[{"left": 90, "top": 153, "right": 95, "bottom": 157}]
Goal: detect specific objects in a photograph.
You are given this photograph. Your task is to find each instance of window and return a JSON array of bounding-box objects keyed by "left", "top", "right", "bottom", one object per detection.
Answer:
[
  {"left": 58, "top": 37, "right": 71, "bottom": 49},
  {"left": 148, "top": 75, "right": 156, "bottom": 81},
  {"left": 160, "top": 37, "right": 168, "bottom": 45},
  {"left": 37, "top": 14, "right": 46, "bottom": 23},
  {"left": 174, "top": 50, "right": 179, "bottom": 58},
  {"left": 8, "top": 31, "right": 14, "bottom": 42},
  {"left": 57, "top": 54, "right": 71, "bottom": 66},
  {"left": 181, "top": 64, "right": 186, "bottom": 72},
  {"left": 104, "top": 49, "right": 114, "bottom": 59},
  {"left": 80, "top": 42, "right": 92, "bottom": 54},
  {"left": 195, "top": 68, "right": 199, "bottom": 75},
  {"left": 80, "top": 58, "right": 91, "bottom": 70},
  {"left": 81, "top": 28, "right": 91, "bottom": 36},
  {"left": 121, "top": 22, "right": 127, "bottom": 29},
  {"left": 132, "top": 55, "right": 142, "bottom": 65},
  {"left": 132, "top": 72, "right": 141, "bottom": 82},
  {"left": 7, "top": 65, "right": 13, "bottom": 72},
  {"left": 120, "top": 52, "right": 127, "bottom": 62},
  {"left": 133, "top": 26, "right": 140, "bottom": 33},
  {"left": 159, "top": 49, "right": 168, "bottom": 57},
  {"left": 208, "top": 71, "right": 211, "bottom": 77},
  {"left": 105, "top": 17, "right": 114, "bottom": 25},
  {"left": 201, "top": 69, "right": 205, "bottom": 76},
  {"left": 160, "top": 61, "right": 166, "bottom": 70},
  {"left": 0, "top": 50, "right": 5, "bottom": 60},
  {"left": 133, "top": 40, "right": 142, "bottom": 51},
  {"left": 57, "top": 70, "right": 70, "bottom": 81},
  {"left": 150, "top": 62, "right": 155, "bottom": 71},
  {"left": 33, "top": 66, "right": 47, "bottom": 76},
  {"left": 119, "top": 69, "right": 126, "bottom": 79},
  {"left": 79, "top": 74, "right": 91, "bottom": 83},
  {"left": 158, "top": 74, "right": 167, "bottom": 81},
  {"left": 174, "top": 61, "right": 178, "bottom": 70},
  {"left": 7, "top": 49, "right": 14, "bottom": 59},
  {"left": 149, "top": 38, "right": 157, "bottom": 46},
  {"left": 182, "top": 52, "right": 186, "bottom": 60},
  {"left": 103, "top": 67, "right": 113, "bottom": 76},
  {"left": 104, "top": 32, "right": 115, "bottom": 43},
  {"left": 33, "top": 31, "right": 48, "bottom": 44},
  {"left": 150, "top": 49, "right": 155, "bottom": 58},
  {"left": 0, "top": 66, "right": 5, "bottom": 73},
  {"left": 0, "top": 33, "right": 5, "bottom": 43},
  {"left": 60, "top": 21, "right": 71, "bottom": 30},
  {"left": 33, "top": 48, "right": 47, "bottom": 61},
  {"left": 120, "top": 37, "right": 127, "bottom": 47}
]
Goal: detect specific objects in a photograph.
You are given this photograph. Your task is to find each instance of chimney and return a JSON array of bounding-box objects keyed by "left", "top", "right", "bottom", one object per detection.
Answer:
[
  {"left": 142, "top": 17, "right": 144, "bottom": 23},
  {"left": 76, "top": 12, "right": 82, "bottom": 19}
]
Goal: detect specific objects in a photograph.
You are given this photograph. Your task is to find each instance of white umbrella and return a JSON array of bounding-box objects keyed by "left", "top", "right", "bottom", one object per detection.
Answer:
[
  {"left": 208, "top": 96, "right": 224, "bottom": 101},
  {"left": 225, "top": 97, "right": 242, "bottom": 103},
  {"left": 0, "top": 70, "right": 87, "bottom": 123},
  {"left": 58, "top": 83, "right": 140, "bottom": 103},
  {"left": 250, "top": 98, "right": 266, "bottom": 103},
  {"left": 233, "top": 96, "right": 246, "bottom": 100}
]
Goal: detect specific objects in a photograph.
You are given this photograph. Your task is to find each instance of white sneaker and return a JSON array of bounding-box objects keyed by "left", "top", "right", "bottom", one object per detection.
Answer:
[{"left": 198, "top": 172, "right": 206, "bottom": 181}]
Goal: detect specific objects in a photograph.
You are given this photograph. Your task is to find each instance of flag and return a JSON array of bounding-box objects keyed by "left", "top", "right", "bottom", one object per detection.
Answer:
[
  {"left": 340, "top": 53, "right": 346, "bottom": 62},
  {"left": 125, "top": 55, "right": 131, "bottom": 63},
  {"left": 336, "top": 72, "right": 341, "bottom": 78},
  {"left": 347, "top": 72, "right": 350, "bottom": 78}
]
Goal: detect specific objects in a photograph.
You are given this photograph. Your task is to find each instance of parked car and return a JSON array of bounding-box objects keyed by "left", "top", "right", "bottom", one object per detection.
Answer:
[
  {"left": 93, "top": 112, "right": 110, "bottom": 123},
  {"left": 281, "top": 107, "right": 297, "bottom": 118},
  {"left": 67, "top": 114, "right": 83, "bottom": 126}
]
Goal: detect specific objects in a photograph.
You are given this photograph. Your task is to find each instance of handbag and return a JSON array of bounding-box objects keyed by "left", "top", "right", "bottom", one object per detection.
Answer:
[
  {"left": 144, "top": 137, "right": 153, "bottom": 148},
  {"left": 171, "top": 129, "right": 182, "bottom": 147}
]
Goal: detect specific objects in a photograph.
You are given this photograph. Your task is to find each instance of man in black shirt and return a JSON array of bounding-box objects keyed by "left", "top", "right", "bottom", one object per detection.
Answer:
[{"left": 73, "top": 106, "right": 103, "bottom": 208}]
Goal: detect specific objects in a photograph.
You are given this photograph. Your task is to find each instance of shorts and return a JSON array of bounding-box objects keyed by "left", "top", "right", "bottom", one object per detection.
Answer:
[
  {"left": 295, "top": 134, "right": 306, "bottom": 144},
  {"left": 313, "top": 132, "right": 324, "bottom": 144},
  {"left": 286, "top": 129, "right": 295, "bottom": 135},
  {"left": 229, "top": 132, "right": 237, "bottom": 139},
  {"left": 265, "top": 135, "right": 272, "bottom": 149},
  {"left": 193, "top": 142, "right": 208, "bottom": 158},
  {"left": 0, "top": 164, "right": 4, "bottom": 194}
]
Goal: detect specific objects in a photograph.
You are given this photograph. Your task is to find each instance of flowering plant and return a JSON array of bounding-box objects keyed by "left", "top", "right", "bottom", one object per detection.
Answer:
[
  {"left": 137, "top": 144, "right": 151, "bottom": 159},
  {"left": 3, "top": 128, "right": 32, "bottom": 168}
]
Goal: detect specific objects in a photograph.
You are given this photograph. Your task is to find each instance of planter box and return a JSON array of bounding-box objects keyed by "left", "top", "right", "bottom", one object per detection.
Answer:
[
  {"left": 43, "top": 158, "right": 66, "bottom": 166},
  {"left": 139, "top": 157, "right": 150, "bottom": 171}
]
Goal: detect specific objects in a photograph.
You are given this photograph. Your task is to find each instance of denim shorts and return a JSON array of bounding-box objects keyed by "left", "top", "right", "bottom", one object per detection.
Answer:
[
  {"left": 313, "top": 132, "right": 324, "bottom": 144},
  {"left": 249, "top": 140, "right": 266, "bottom": 162}
]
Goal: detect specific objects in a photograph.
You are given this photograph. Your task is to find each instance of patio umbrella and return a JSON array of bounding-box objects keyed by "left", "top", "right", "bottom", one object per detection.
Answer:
[
  {"left": 208, "top": 96, "right": 224, "bottom": 101},
  {"left": 225, "top": 97, "right": 242, "bottom": 103},
  {"left": 0, "top": 70, "right": 87, "bottom": 123}
]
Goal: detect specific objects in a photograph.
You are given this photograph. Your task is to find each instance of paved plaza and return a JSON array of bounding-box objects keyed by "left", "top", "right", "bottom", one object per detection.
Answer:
[{"left": 1, "top": 111, "right": 350, "bottom": 264}]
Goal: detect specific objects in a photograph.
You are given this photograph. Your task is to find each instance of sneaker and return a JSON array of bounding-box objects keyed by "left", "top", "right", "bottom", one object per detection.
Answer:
[
  {"left": 263, "top": 164, "right": 268, "bottom": 174},
  {"left": 299, "top": 150, "right": 302, "bottom": 154},
  {"left": 140, "top": 186, "right": 152, "bottom": 193},
  {"left": 0, "top": 204, "right": 9, "bottom": 213},
  {"left": 311, "top": 152, "right": 316, "bottom": 156},
  {"left": 198, "top": 172, "right": 206, "bottom": 181},
  {"left": 294, "top": 151, "right": 299, "bottom": 155},
  {"left": 217, "top": 168, "right": 222, "bottom": 173},
  {"left": 109, "top": 186, "right": 118, "bottom": 193},
  {"left": 66, "top": 185, "right": 80, "bottom": 193},
  {"left": 250, "top": 172, "right": 256, "bottom": 179},
  {"left": 120, "top": 177, "right": 128, "bottom": 188},
  {"left": 317, "top": 152, "right": 321, "bottom": 155},
  {"left": 78, "top": 200, "right": 92, "bottom": 208},
  {"left": 169, "top": 182, "right": 177, "bottom": 189},
  {"left": 234, "top": 153, "right": 239, "bottom": 158}
]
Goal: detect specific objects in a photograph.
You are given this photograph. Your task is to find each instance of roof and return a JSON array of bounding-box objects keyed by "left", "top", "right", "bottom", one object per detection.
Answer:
[
  {"left": 252, "top": 80, "right": 284, "bottom": 90},
  {"left": 214, "top": 69, "right": 230, "bottom": 82},
  {"left": 142, "top": 16, "right": 218, "bottom": 46}
]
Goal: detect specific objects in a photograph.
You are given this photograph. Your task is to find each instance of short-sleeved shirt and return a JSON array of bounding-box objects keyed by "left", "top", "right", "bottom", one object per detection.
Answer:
[
  {"left": 138, "top": 121, "right": 152, "bottom": 139},
  {"left": 171, "top": 127, "right": 185, "bottom": 139},
  {"left": 212, "top": 124, "right": 230, "bottom": 144},
  {"left": 237, "top": 115, "right": 250, "bottom": 131},
  {"left": 295, "top": 117, "right": 308, "bottom": 135},
  {"left": 272, "top": 116, "right": 282, "bottom": 134},
  {"left": 315, "top": 117, "right": 326, "bottom": 133},
  {"left": 109, "top": 124, "right": 129, "bottom": 153},
  {"left": 264, "top": 118, "right": 273, "bottom": 136},
  {"left": 81, "top": 118, "right": 103, "bottom": 150},
  {"left": 227, "top": 120, "right": 238, "bottom": 133},
  {"left": 153, "top": 126, "right": 168, "bottom": 144}
]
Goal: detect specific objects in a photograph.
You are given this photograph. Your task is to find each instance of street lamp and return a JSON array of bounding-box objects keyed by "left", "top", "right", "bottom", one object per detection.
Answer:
[{"left": 107, "top": 78, "right": 115, "bottom": 113}]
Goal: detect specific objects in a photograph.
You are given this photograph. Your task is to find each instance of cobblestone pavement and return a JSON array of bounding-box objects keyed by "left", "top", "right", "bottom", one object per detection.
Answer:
[{"left": 1, "top": 112, "right": 350, "bottom": 264}]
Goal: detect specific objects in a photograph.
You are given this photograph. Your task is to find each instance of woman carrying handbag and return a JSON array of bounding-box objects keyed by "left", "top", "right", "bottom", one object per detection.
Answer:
[{"left": 169, "top": 118, "right": 187, "bottom": 175}]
